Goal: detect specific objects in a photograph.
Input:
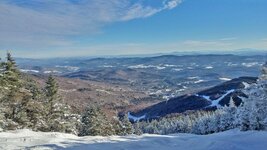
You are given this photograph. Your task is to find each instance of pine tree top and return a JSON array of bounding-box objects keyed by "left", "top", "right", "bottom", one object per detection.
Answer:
[
  {"left": 229, "top": 97, "right": 236, "bottom": 108},
  {"left": 260, "top": 62, "right": 267, "bottom": 81},
  {"left": 45, "top": 75, "right": 58, "bottom": 93},
  {"left": 45, "top": 75, "right": 61, "bottom": 105},
  {"left": 7, "top": 52, "right": 15, "bottom": 63}
]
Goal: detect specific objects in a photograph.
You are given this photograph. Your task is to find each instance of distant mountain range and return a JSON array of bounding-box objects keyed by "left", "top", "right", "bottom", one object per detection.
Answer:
[{"left": 15, "top": 53, "right": 266, "bottom": 120}]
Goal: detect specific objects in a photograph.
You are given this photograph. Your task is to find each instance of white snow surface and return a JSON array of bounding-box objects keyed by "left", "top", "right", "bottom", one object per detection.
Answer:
[
  {"left": 210, "top": 89, "right": 235, "bottom": 108},
  {"left": 20, "top": 69, "right": 40, "bottom": 73},
  {"left": 242, "top": 82, "right": 251, "bottom": 89},
  {"left": 128, "top": 112, "right": 146, "bottom": 122},
  {"left": 128, "top": 64, "right": 166, "bottom": 70},
  {"left": 219, "top": 77, "right": 232, "bottom": 81},
  {"left": 196, "top": 89, "right": 235, "bottom": 108},
  {"left": 1, "top": 129, "right": 267, "bottom": 150},
  {"left": 205, "top": 66, "right": 213, "bottom": 69},
  {"left": 194, "top": 80, "right": 205, "bottom": 84}
]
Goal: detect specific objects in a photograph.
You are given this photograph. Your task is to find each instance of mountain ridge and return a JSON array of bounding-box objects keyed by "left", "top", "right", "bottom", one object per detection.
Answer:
[{"left": 130, "top": 76, "right": 258, "bottom": 121}]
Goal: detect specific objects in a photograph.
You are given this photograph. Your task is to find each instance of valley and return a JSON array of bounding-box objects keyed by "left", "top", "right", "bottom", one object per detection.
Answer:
[{"left": 17, "top": 54, "right": 266, "bottom": 117}]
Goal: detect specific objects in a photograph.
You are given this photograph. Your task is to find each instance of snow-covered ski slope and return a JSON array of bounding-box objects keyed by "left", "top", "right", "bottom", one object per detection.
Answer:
[{"left": 0, "top": 129, "right": 267, "bottom": 150}]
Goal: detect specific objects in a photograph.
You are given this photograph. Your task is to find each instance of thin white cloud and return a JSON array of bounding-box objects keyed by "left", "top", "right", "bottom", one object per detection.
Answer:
[
  {"left": 164, "top": 0, "right": 182, "bottom": 9},
  {"left": 120, "top": 3, "right": 161, "bottom": 21},
  {"left": 0, "top": 0, "right": 182, "bottom": 48},
  {"left": 220, "top": 37, "right": 238, "bottom": 41},
  {"left": 183, "top": 40, "right": 233, "bottom": 47}
]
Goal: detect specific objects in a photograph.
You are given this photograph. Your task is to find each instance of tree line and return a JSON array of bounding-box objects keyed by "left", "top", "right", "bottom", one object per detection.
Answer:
[{"left": 136, "top": 62, "right": 267, "bottom": 135}]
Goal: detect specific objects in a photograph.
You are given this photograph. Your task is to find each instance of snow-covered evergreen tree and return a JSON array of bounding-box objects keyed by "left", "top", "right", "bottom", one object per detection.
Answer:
[
  {"left": 0, "top": 106, "right": 5, "bottom": 131},
  {"left": 133, "top": 122, "right": 143, "bottom": 135},
  {"left": 219, "top": 97, "right": 237, "bottom": 131},
  {"left": 0, "top": 53, "right": 31, "bottom": 130},
  {"left": 43, "top": 75, "right": 77, "bottom": 133},
  {"left": 236, "top": 62, "right": 267, "bottom": 131},
  {"left": 45, "top": 75, "right": 60, "bottom": 115},
  {"left": 0, "top": 52, "right": 79, "bottom": 133},
  {"left": 80, "top": 106, "right": 115, "bottom": 136},
  {"left": 260, "top": 62, "right": 267, "bottom": 80},
  {"left": 191, "top": 111, "right": 220, "bottom": 134},
  {"left": 120, "top": 114, "right": 134, "bottom": 135},
  {"left": 1, "top": 52, "right": 21, "bottom": 89}
]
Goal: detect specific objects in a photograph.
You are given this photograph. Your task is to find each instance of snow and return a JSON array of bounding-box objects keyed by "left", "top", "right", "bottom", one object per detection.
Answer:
[
  {"left": 128, "top": 112, "right": 146, "bottom": 122},
  {"left": 176, "top": 89, "right": 185, "bottom": 92},
  {"left": 209, "top": 89, "right": 235, "bottom": 108},
  {"left": 128, "top": 64, "right": 152, "bottom": 69},
  {"left": 165, "top": 89, "right": 172, "bottom": 92},
  {"left": 197, "top": 95, "right": 211, "bottom": 101},
  {"left": 20, "top": 69, "right": 40, "bottom": 73},
  {"left": 172, "top": 68, "right": 183, "bottom": 72},
  {"left": 102, "top": 65, "right": 114, "bottom": 68},
  {"left": 163, "top": 94, "right": 176, "bottom": 101},
  {"left": 187, "top": 67, "right": 194, "bottom": 69},
  {"left": 205, "top": 66, "right": 213, "bottom": 69},
  {"left": 163, "top": 64, "right": 176, "bottom": 67},
  {"left": 194, "top": 80, "right": 205, "bottom": 84},
  {"left": 242, "top": 62, "right": 260, "bottom": 67},
  {"left": 55, "top": 65, "right": 80, "bottom": 71},
  {"left": 196, "top": 89, "right": 235, "bottom": 108},
  {"left": 1, "top": 129, "right": 267, "bottom": 150},
  {"left": 188, "top": 76, "right": 199, "bottom": 80},
  {"left": 219, "top": 77, "right": 232, "bottom": 81},
  {"left": 226, "top": 62, "right": 238, "bottom": 67},
  {"left": 242, "top": 82, "right": 250, "bottom": 89},
  {"left": 43, "top": 70, "right": 62, "bottom": 74},
  {"left": 128, "top": 64, "right": 166, "bottom": 70},
  {"left": 155, "top": 66, "right": 166, "bottom": 70}
]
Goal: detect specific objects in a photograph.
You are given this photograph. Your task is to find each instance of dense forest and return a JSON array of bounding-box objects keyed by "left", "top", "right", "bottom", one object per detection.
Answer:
[
  {"left": 0, "top": 53, "right": 133, "bottom": 136},
  {"left": 0, "top": 53, "right": 267, "bottom": 136}
]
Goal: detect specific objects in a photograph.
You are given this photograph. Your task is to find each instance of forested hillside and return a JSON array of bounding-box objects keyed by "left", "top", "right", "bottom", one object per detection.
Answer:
[{"left": 0, "top": 53, "right": 135, "bottom": 136}]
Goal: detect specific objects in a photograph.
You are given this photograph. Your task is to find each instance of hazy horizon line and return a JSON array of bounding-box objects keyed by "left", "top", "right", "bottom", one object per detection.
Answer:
[{"left": 2, "top": 48, "right": 266, "bottom": 59}]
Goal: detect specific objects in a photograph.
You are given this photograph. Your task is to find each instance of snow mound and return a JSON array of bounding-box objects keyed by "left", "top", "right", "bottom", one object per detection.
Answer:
[{"left": 1, "top": 129, "right": 267, "bottom": 150}]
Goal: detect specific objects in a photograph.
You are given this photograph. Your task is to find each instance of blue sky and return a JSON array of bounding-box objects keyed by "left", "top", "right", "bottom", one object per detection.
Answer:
[{"left": 0, "top": 0, "right": 266, "bottom": 58}]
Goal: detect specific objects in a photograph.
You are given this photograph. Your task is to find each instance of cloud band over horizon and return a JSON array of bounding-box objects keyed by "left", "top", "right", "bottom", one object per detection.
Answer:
[
  {"left": 0, "top": 0, "right": 266, "bottom": 58},
  {"left": 0, "top": 0, "right": 182, "bottom": 50}
]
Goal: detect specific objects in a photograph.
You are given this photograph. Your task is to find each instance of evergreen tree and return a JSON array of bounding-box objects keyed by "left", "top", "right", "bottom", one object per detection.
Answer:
[
  {"left": 110, "top": 116, "right": 124, "bottom": 135},
  {"left": 0, "top": 52, "right": 78, "bottom": 133},
  {"left": 98, "top": 110, "right": 115, "bottom": 136},
  {"left": 260, "top": 62, "right": 267, "bottom": 80},
  {"left": 41, "top": 75, "right": 78, "bottom": 133},
  {"left": 0, "top": 53, "right": 31, "bottom": 129},
  {"left": 0, "top": 56, "right": 7, "bottom": 98},
  {"left": 44, "top": 75, "right": 65, "bottom": 132},
  {"left": 0, "top": 105, "right": 5, "bottom": 131},
  {"left": 80, "top": 106, "right": 115, "bottom": 136},
  {"left": 1, "top": 52, "right": 21, "bottom": 89},
  {"left": 45, "top": 75, "right": 60, "bottom": 115},
  {"left": 133, "top": 122, "right": 143, "bottom": 135},
  {"left": 120, "top": 114, "right": 134, "bottom": 135},
  {"left": 218, "top": 97, "right": 237, "bottom": 131},
  {"left": 236, "top": 62, "right": 267, "bottom": 131}
]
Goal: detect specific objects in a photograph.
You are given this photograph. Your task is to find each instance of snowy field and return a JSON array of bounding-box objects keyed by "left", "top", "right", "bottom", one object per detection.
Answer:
[{"left": 0, "top": 129, "right": 267, "bottom": 150}]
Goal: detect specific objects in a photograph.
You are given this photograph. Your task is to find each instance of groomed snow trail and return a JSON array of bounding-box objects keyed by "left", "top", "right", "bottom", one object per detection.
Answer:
[{"left": 0, "top": 129, "right": 267, "bottom": 150}]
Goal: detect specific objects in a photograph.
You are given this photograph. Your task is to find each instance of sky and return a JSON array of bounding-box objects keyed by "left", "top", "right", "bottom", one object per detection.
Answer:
[{"left": 0, "top": 0, "right": 267, "bottom": 58}]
